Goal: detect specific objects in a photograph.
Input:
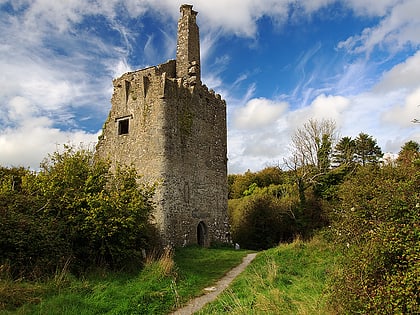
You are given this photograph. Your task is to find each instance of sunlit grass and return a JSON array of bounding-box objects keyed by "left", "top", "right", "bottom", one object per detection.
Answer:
[
  {"left": 0, "top": 246, "right": 249, "bottom": 315},
  {"left": 1, "top": 238, "right": 337, "bottom": 315},
  {"left": 198, "top": 236, "right": 338, "bottom": 315}
]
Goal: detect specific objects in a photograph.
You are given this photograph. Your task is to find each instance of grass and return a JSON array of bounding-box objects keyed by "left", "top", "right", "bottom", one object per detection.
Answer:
[
  {"left": 1, "top": 237, "right": 337, "bottom": 315},
  {"left": 197, "top": 236, "right": 338, "bottom": 315},
  {"left": 0, "top": 246, "right": 250, "bottom": 315}
]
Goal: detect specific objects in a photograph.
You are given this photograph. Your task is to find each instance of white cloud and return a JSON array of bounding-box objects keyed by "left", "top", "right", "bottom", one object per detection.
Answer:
[
  {"left": 374, "top": 51, "right": 420, "bottom": 93},
  {"left": 233, "top": 98, "right": 288, "bottom": 130},
  {"left": 343, "top": 0, "right": 400, "bottom": 16},
  {"left": 227, "top": 71, "right": 420, "bottom": 173},
  {"left": 338, "top": 0, "right": 420, "bottom": 54},
  {"left": 109, "top": 59, "right": 133, "bottom": 79},
  {"left": 383, "top": 87, "right": 420, "bottom": 126},
  {"left": 0, "top": 125, "right": 99, "bottom": 169},
  {"left": 0, "top": 95, "right": 100, "bottom": 169},
  {"left": 289, "top": 94, "right": 350, "bottom": 126}
]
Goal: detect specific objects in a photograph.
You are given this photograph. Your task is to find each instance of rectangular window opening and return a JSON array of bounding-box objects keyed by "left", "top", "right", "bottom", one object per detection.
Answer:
[{"left": 118, "top": 118, "right": 129, "bottom": 135}]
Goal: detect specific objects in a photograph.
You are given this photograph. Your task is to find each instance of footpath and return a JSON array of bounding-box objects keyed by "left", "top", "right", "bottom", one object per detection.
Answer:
[{"left": 170, "top": 253, "right": 257, "bottom": 315}]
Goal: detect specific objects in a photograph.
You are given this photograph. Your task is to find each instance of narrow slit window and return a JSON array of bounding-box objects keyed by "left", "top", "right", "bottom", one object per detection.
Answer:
[
  {"left": 118, "top": 118, "right": 129, "bottom": 135},
  {"left": 124, "top": 80, "right": 131, "bottom": 104}
]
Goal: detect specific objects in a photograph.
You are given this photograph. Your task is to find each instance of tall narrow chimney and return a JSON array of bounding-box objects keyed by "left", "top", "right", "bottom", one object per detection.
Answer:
[{"left": 176, "top": 4, "right": 201, "bottom": 83}]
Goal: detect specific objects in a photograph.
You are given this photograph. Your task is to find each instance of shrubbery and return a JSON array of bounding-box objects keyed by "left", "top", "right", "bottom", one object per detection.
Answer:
[
  {"left": 229, "top": 136, "right": 419, "bottom": 313},
  {"left": 230, "top": 191, "right": 295, "bottom": 250},
  {"left": 328, "top": 163, "right": 419, "bottom": 313},
  {"left": 0, "top": 146, "right": 158, "bottom": 279},
  {"left": 228, "top": 169, "right": 327, "bottom": 249}
]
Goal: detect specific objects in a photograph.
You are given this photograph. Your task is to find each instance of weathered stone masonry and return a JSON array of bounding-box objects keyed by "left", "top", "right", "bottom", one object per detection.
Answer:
[{"left": 96, "top": 4, "right": 229, "bottom": 247}]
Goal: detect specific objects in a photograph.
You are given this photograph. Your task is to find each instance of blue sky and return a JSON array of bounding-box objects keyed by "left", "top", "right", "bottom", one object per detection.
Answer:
[{"left": 0, "top": 0, "right": 419, "bottom": 173}]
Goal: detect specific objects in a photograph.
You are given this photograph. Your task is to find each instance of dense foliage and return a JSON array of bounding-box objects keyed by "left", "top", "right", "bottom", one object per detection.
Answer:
[
  {"left": 328, "top": 153, "right": 419, "bottom": 314},
  {"left": 1, "top": 118, "right": 418, "bottom": 313},
  {"left": 0, "top": 146, "right": 157, "bottom": 279},
  {"left": 229, "top": 119, "right": 418, "bottom": 313},
  {"left": 228, "top": 167, "right": 326, "bottom": 250}
]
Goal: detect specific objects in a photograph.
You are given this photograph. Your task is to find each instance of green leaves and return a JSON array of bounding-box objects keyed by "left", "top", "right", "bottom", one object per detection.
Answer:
[
  {"left": 328, "top": 162, "right": 420, "bottom": 313},
  {"left": 354, "top": 132, "right": 383, "bottom": 166},
  {"left": 0, "top": 145, "right": 157, "bottom": 278}
]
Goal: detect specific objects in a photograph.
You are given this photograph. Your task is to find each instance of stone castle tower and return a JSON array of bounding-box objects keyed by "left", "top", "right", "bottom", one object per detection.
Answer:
[{"left": 96, "top": 4, "right": 229, "bottom": 247}]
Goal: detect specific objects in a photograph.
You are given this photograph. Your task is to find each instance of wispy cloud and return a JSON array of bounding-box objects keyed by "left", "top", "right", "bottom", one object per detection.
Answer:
[
  {"left": 1, "top": 0, "right": 419, "bottom": 173},
  {"left": 338, "top": 0, "right": 420, "bottom": 55}
]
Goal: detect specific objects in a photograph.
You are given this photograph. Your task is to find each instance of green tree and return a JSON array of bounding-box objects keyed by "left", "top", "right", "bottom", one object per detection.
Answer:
[
  {"left": 397, "top": 140, "right": 420, "bottom": 166},
  {"left": 0, "top": 166, "right": 68, "bottom": 278},
  {"left": 228, "top": 170, "right": 257, "bottom": 199},
  {"left": 317, "top": 133, "right": 333, "bottom": 172},
  {"left": 37, "top": 145, "right": 157, "bottom": 268},
  {"left": 254, "top": 166, "right": 284, "bottom": 187},
  {"left": 228, "top": 166, "right": 285, "bottom": 199},
  {"left": 230, "top": 189, "right": 296, "bottom": 250},
  {"left": 354, "top": 132, "right": 383, "bottom": 166},
  {"left": 333, "top": 136, "right": 356, "bottom": 167}
]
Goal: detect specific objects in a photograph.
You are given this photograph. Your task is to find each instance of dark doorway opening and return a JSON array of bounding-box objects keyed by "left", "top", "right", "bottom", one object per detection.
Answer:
[{"left": 197, "top": 221, "right": 207, "bottom": 247}]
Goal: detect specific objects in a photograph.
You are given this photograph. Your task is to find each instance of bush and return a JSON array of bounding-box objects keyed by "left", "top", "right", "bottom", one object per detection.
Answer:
[
  {"left": 0, "top": 146, "right": 158, "bottom": 279},
  {"left": 328, "top": 164, "right": 420, "bottom": 314},
  {"left": 230, "top": 190, "right": 296, "bottom": 250}
]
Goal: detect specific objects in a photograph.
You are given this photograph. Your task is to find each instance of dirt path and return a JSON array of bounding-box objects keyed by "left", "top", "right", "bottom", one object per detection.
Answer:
[{"left": 170, "top": 253, "right": 257, "bottom": 315}]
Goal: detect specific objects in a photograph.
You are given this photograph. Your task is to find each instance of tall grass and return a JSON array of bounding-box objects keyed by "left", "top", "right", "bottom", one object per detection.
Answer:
[
  {"left": 0, "top": 246, "right": 249, "bottom": 314},
  {"left": 198, "top": 236, "right": 338, "bottom": 315}
]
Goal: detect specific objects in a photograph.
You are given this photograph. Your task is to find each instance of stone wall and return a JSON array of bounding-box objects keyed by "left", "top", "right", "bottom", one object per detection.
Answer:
[
  {"left": 96, "top": 5, "right": 229, "bottom": 247},
  {"left": 161, "top": 81, "right": 229, "bottom": 246}
]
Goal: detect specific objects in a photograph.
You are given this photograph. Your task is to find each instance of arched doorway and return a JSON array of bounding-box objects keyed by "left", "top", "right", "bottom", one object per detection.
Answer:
[{"left": 197, "top": 221, "right": 207, "bottom": 247}]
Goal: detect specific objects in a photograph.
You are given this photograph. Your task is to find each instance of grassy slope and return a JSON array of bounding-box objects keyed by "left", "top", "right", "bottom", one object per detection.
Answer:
[
  {"left": 0, "top": 247, "right": 249, "bottom": 315},
  {"left": 1, "top": 237, "right": 337, "bottom": 315},
  {"left": 198, "top": 236, "right": 337, "bottom": 315}
]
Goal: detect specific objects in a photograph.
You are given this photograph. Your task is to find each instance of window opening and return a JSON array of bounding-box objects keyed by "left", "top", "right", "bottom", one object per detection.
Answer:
[
  {"left": 118, "top": 118, "right": 129, "bottom": 135},
  {"left": 124, "top": 80, "right": 131, "bottom": 104}
]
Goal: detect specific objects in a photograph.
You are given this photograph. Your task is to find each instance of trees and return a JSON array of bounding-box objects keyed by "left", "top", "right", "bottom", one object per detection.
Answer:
[
  {"left": 0, "top": 166, "right": 68, "bottom": 278},
  {"left": 228, "top": 167, "right": 284, "bottom": 199},
  {"left": 229, "top": 184, "right": 298, "bottom": 250},
  {"left": 328, "top": 144, "right": 419, "bottom": 314},
  {"left": 286, "top": 119, "right": 338, "bottom": 217},
  {"left": 333, "top": 133, "right": 383, "bottom": 168},
  {"left": 332, "top": 136, "right": 356, "bottom": 167},
  {"left": 0, "top": 145, "right": 157, "bottom": 278},
  {"left": 290, "top": 118, "right": 338, "bottom": 170},
  {"left": 228, "top": 167, "right": 296, "bottom": 248},
  {"left": 354, "top": 132, "right": 383, "bottom": 166},
  {"left": 397, "top": 140, "right": 420, "bottom": 166}
]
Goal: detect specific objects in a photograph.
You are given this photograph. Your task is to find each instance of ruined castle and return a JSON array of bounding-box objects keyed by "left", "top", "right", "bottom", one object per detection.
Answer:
[{"left": 96, "top": 5, "right": 229, "bottom": 247}]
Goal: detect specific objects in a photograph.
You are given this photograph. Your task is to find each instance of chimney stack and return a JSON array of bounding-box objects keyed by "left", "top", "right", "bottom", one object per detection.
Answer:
[{"left": 176, "top": 4, "right": 201, "bottom": 84}]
